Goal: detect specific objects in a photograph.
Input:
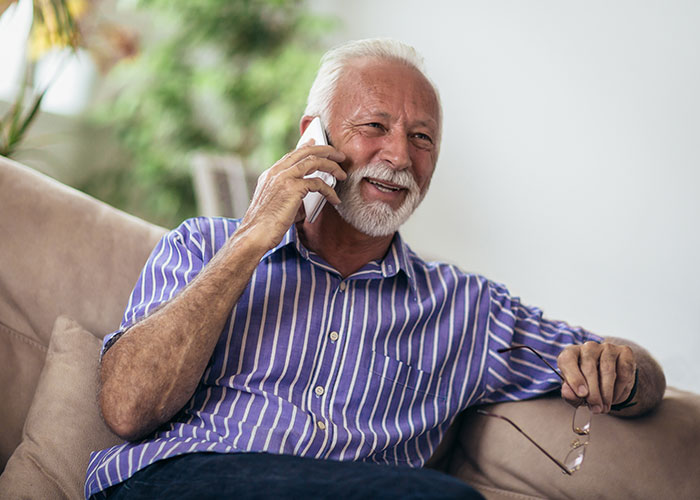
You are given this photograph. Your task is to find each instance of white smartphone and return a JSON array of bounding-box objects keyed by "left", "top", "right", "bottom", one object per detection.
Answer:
[{"left": 295, "top": 117, "right": 337, "bottom": 223}]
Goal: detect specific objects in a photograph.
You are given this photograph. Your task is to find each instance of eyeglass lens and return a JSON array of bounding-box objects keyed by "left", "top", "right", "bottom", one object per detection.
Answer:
[
  {"left": 565, "top": 405, "right": 592, "bottom": 472},
  {"left": 572, "top": 404, "right": 592, "bottom": 436},
  {"left": 564, "top": 442, "right": 586, "bottom": 472}
]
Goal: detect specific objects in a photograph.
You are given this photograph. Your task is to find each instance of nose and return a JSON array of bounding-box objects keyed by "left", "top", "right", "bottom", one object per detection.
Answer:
[{"left": 379, "top": 130, "right": 412, "bottom": 171}]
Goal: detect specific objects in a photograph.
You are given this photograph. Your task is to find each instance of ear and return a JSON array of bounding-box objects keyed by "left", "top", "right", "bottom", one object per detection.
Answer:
[{"left": 299, "top": 115, "right": 315, "bottom": 136}]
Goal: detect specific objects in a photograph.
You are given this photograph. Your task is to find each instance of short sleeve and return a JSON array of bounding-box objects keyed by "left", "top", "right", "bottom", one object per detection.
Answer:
[
  {"left": 100, "top": 218, "right": 208, "bottom": 354},
  {"left": 480, "top": 280, "right": 603, "bottom": 404}
]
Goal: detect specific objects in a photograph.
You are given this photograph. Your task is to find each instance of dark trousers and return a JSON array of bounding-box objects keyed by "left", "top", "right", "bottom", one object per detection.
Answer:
[{"left": 106, "top": 452, "right": 483, "bottom": 499}]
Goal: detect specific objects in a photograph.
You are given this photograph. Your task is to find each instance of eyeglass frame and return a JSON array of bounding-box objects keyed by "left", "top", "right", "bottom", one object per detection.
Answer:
[{"left": 476, "top": 345, "right": 592, "bottom": 476}]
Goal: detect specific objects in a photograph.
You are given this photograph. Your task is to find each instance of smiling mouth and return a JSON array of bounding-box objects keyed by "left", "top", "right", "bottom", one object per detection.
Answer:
[{"left": 365, "top": 178, "right": 404, "bottom": 193}]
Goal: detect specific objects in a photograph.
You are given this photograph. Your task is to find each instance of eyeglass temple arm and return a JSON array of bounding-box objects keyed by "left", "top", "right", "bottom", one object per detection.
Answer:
[
  {"left": 498, "top": 345, "right": 590, "bottom": 411},
  {"left": 498, "top": 345, "right": 566, "bottom": 383},
  {"left": 476, "top": 409, "right": 573, "bottom": 476}
]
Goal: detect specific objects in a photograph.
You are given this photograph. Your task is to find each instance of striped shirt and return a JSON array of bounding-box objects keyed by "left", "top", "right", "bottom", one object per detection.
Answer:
[{"left": 85, "top": 217, "right": 600, "bottom": 498}]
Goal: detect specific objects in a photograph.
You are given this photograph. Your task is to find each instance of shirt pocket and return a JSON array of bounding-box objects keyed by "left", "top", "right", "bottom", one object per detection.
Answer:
[{"left": 369, "top": 350, "right": 446, "bottom": 401}]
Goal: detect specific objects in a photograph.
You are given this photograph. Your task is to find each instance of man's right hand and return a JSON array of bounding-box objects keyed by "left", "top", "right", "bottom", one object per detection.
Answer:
[{"left": 237, "top": 143, "right": 346, "bottom": 253}]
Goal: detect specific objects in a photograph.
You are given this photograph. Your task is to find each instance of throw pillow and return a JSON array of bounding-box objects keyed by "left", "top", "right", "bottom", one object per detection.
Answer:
[{"left": 0, "top": 316, "right": 123, "bottom": 499}]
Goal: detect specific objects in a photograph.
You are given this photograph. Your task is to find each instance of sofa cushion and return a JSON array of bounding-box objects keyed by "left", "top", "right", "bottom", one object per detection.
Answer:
[
  {"left": 0, "top": 322, "right": 47, "bottom": 470},
  {"left": 0, "top": 316, "right": 124, "bottom": 500},
  {"left": 451, "top": 389, "right": 700, "bottom": 499}
]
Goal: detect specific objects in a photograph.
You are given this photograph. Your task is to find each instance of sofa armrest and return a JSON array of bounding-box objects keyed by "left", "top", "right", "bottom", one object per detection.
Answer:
[{"left": 449, "top": 388, "right": 700, "bottom": 499}]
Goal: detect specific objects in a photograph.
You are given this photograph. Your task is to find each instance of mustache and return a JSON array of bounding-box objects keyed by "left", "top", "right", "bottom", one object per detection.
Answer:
[{"left": 340, "top": 162, "right": 418, "bottom": 191}]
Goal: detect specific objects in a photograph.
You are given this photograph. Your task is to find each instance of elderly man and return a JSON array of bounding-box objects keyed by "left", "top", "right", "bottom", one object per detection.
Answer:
[{"left": 86, "top": 39, "right": 665, "bottom": 499}]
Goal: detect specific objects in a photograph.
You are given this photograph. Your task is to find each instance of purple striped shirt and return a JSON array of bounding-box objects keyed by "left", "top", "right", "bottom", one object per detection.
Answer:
[{"left": 85, "top": 217, "right": 600, "bottom": 498}]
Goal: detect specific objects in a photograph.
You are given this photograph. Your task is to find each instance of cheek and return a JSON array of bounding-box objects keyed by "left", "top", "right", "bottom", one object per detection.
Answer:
[
  {"left": 412, "top": 159, "right": 436, "bottom": 192},
  {"left": 342, "top": 136, "right": 383, "bottom": 167},
  {"left": 417, "top": 175, "right": 432, "bottom": 196}
]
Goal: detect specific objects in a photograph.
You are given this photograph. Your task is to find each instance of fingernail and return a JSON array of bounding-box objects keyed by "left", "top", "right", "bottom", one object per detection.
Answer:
[
  {"left": 592, "top": 405, "right": 603, "bottom": 414},
  {"left": 577, "top": 386, "right": 587, "bottom": 397}
]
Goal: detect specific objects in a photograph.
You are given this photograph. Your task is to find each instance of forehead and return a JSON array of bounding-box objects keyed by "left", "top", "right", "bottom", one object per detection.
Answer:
[{"left": 332, "top": 58, "right": 440, "bottom": 128}]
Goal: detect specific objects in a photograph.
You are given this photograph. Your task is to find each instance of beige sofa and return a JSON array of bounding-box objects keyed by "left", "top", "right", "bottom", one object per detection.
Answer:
[{"left": 1, "top": 155, "right": 699, "bottom": 499}]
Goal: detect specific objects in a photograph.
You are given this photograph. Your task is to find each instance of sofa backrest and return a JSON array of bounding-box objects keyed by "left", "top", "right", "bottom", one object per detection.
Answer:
[{"left": 0, "top": 156, "right": 166, "bottom": 469}]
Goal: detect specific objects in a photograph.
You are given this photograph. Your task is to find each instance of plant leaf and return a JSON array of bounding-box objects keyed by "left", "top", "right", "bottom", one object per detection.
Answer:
[
  {"left": 12, "top": 89, "right": 48, "bottom": 148},
  {"left": 0, "top": 0, "right": 15, "bottom": 18}
]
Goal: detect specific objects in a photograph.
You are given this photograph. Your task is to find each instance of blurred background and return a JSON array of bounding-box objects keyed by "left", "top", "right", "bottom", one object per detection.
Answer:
[{"left": 2, "top": 0, "right": 698, "bottom": 394}]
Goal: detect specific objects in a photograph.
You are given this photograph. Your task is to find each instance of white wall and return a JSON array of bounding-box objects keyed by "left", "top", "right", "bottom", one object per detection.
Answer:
[{"left": 311, "top": 0, "right": 700, "bottom": 393}]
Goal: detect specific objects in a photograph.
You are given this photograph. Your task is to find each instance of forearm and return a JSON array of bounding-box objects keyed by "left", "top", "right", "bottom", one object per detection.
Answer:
[
  {"left": 603, "top": 336, "right": 666, "bottom": 418},
  {"left": 99, "top": 228, "right": 266, "bottom": 440},
  {"left": 100, "top": 143, "right": 346, "bottom": 441}
]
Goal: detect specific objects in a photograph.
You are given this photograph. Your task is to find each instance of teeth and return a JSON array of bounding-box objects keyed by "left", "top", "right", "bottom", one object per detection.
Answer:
[{"left": 367, "top": 179, "right": 400, "bottom": 192}]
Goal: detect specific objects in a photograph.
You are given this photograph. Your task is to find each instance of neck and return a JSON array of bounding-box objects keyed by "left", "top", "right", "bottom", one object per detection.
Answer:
[{"left": 298, "top": 206, "right": 394, "bottom": 278}]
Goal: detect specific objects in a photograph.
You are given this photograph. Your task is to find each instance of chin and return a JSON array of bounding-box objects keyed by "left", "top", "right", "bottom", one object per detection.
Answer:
[
  {"left": 335, "top": 201, "right": 412, "bottom": 238},
  {"left": 334, "top": 164, "right": 427, "bottom": 238}
]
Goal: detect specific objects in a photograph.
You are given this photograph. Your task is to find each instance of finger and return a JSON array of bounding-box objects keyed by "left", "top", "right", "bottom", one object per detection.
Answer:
[
  {"left": 558, "top": 346, "right": 589, "bottom": 399},
  {"left": 294, "top": 155, "right": 347, "bottom": 182},
  {"left": 266, "top": 145, "right": 345, "bottom": 181},
  {"left": 598, "top": 347, "right": 618, "bottom": 412},
  {"left": 579, "top": 343, "right": 603, "bottom": 413},
  {"left": 612, "top": 347, "right": 636, "bottom": 404},
  {"left": 560, "top": 383, "right": 584, "bottom": 407},
  {"left": 304, "top": 176, "right": 342, "bottom": 206},
  {"left": 304, "top": 144, "right": 346, "bottom": 163},
  {"left": 288, "top": 144, "right": 347, "bottom": 168},
  {"left": 612, "top": 373, "right": 633, "bottom": 407}
]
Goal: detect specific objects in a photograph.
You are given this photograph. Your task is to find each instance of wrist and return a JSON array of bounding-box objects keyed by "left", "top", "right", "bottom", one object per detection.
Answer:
[
  {"left": 233, "top": 216, "right": 291, "bottom": 256},
  {"left": 226, "top": 222, "right": 277, "bottom": 259}
]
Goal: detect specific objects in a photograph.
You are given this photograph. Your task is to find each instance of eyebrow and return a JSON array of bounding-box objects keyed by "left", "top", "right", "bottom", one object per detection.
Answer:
[
  {"left": 363, "top": 110, "right": 438, "bottom": 132},
  {"left": 413, "top": 119, "right": 439, "bottom": 131}
]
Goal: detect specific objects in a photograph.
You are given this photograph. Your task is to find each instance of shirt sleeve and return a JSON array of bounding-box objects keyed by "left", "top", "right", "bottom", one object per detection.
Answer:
[
  {"left": 100, "top": 218, "right": 207, "bottom": 355},
  {"left": 479, "top": 280, "right": 603, "bottom": 405}
]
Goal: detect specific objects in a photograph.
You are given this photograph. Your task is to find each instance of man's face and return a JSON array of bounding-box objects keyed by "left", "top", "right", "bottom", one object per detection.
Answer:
[{"left": 326, "top": 58, "right": 440, "bottom": 237}]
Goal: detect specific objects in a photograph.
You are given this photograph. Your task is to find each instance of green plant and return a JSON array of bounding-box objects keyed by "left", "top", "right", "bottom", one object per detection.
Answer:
[
  {"left": 0, "top": 0, "right": 78, "bottom": 157},
  {"left": 81, "top": 0, "right": 334, "bottom": 228},
  {"left": 0, "top": 74, "right": 48, "bottom": 157}
]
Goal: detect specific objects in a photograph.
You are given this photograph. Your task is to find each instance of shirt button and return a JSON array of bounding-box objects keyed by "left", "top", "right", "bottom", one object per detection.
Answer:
[
  {"left": 329, "top": 331, "right": 339, "bottom": 342},
  {"left": 339, "top": 281, "right": 347, "bottom": 291},
  {"left": 314, "top": 386, "right": 325, "bottom": 396},
  {"left": 317, "top": 420, "right": 326, "bottom": 431}
]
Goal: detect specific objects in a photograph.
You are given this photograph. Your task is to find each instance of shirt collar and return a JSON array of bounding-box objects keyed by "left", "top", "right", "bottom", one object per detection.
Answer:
[
  {"left": 262, "top": 225, "right": 416, "bottom": 289},
  {"left": 380, "top": 232, "right": 415, "bottom": 284}
]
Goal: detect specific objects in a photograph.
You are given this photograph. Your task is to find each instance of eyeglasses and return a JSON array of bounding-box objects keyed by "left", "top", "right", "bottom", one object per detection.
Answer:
[{"left": 477, "top": 345, "right": 592, "bottom": 475}]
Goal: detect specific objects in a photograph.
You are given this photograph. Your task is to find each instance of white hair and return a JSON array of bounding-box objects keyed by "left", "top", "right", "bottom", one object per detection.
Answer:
[{"left": 304, "top": 38, "right": 442, "bottom": 144}]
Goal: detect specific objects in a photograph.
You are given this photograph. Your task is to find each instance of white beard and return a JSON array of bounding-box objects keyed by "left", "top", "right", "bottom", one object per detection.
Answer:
[{"left": 334, "top": 162, "right": 426, "bottom": 237}]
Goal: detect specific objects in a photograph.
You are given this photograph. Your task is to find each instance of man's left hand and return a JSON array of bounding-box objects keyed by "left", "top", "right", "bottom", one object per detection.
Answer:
[{"left": 557, "top": 341, "right": 637, "bottom": 414}]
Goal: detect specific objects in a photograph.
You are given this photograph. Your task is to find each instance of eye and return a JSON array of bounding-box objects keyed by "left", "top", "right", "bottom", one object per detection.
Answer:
[
  {"left": 360, "top": 122, "right": 387, "bottom": 137},
  {"left": 413, "top": 132, "right": 433, "bottom": 143},
  {"left": 411, "top": 132, "right": 434, "bottom": 149}
]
